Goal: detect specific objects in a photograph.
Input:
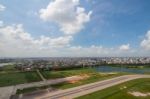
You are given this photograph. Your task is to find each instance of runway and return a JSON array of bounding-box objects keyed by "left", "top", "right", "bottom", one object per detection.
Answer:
[{"left": 35, "top": 75, "right": 150, "bottom": 99}]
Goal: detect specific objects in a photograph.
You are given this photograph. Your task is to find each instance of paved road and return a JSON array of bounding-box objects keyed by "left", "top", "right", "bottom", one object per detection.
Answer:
[
  {"left": 36, "top": 70, "right": 46, "bottom": 81},
  {"left": 35, "top": 75, "right": 150, "bottom": 99},
  {"left": 0, "top": 76, "right": 84, "bottom": 99},
  {"left": 0, "top": 86, "right": 15, "bottom": 99},
  {"left": 15, "top": 76, "right": 84, "bottom": 90}
]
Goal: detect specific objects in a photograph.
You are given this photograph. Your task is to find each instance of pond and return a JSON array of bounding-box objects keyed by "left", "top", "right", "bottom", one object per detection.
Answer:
[
  {"left": 0, "top": 63, "right": 13, "bottom": 67},
  {"left": 95, "top": 66, "right": 150, "bottom": 74}
]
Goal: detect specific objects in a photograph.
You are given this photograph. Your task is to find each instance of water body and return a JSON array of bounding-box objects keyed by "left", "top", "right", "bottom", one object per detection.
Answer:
[
  {"left": 96, "top": 66, "right": 150, "bottom": 74},
  {"left": 0, "top": 63, "right": 13, "bottom": 67}
]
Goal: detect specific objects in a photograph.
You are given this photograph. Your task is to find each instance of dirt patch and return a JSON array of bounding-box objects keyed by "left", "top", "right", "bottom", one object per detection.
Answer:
[
  {"left": 120, "top": 86, "right": 127, "bottom": 90},
  {"left": 79, "top": 74, "right": 90, "bottom": 78},
  {"left": 68, "top": 80, "right": 81, "bottom": 84},
  {"left": 99, "top": 72, "right": 118, "bottom": 76},
  {"left": 128, "top": 91, "right": 150, "bottom": 97},
  {"left": 67, "top": 74, "right": 90, "bottom": 84}
]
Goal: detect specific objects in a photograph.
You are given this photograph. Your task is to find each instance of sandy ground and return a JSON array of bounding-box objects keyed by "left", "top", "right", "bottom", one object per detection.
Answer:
[
  {"left": 0, "top": 75, "right": 88, "bottom": 99},
  {"left": 0, "top": 86, "right": 14, "bottom": 99},
  {"left": 128, "top": 91, "right": 150, "bottom": 97},
  {"left": 35, "top": 75, "right": 150, "bottom": 99},
  {"left": 68, "top": 74, "right": 89, "bottom": 84},
  {"left": 99, "top": 72, "right": 118, "bottom": 75},
  {"left": 1, "top": 74, "right": 150, "bottom": 99}
]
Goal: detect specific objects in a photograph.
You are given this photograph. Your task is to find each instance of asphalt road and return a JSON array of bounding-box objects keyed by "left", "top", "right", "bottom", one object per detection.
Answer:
[
  {"left": 0, "top": 76, "right": 84, "bottom": 99},
  {"left": 36, "top": 75, "right": 150, "bottom": 99}
]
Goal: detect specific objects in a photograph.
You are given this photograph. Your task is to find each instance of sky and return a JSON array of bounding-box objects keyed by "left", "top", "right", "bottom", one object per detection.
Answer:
[{"left": 0, "top": 0, "right": 150, "bottom": 57}]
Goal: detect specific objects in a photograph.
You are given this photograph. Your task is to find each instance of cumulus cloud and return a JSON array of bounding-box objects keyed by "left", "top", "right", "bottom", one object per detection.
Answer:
[
  {"left": 0, "top": 23, "right": 142, "bottom": 57},
  {"left": 0, "top": 4, "right": 5, "bottom": 11},
  {"left": 0, "top": 23, "right": 137, "bottom": 57},
  {"left": 68, "top": 45, "right": 110, "bottom": 56},
  {"left": 39, "top": 0, "right": 92, "bottom": 35},
  {"left": 0, "top": 24, "right": 72, "bottom": 50},
  {"left": 67, "top": 45, "right": 137, "bottom": 57},
  {"left": 119, "top": 44, "right": 130, "bottom": 51},
  {"left": 141, "top": 30, "right": 150, "bottom": 50}
]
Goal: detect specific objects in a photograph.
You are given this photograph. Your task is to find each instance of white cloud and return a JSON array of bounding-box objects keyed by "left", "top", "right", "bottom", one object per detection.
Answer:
[
  {"left": 141, "top": 30, "right": 150, "bottom": 50},
  {"left": 119, "top": 44, "right": 130, "bottom": 51},
  {"left": 39, "top": 0, "right": 92, "bottom": 35},
  {"left": 0, "top": 4, "right": 5, "bottom": 11},
  {"left": 0, "top": 23, "right": 148, "bottom": 57},
  {"left": 67, "top": 45, "right": 108, "bottom": 57},
  {"left": 0, "top": 23, "right": 137, "bottom": 57},
  {"left": 0, "top": 24, "right": 72, "bottom": 50},
  {"left": 0, "top": 22, "right": 142, "bottom": 57},
  {"left": 67, "top": 45, "right": 137, "bottom": 57},
  {"left": 0, "top": 23, "right": 145, "bottom": 57}
]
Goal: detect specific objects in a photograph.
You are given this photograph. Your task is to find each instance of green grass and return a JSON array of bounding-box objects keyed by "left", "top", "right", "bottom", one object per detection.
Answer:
[
  {"left": 0, "top": 65, "right": 19, "bottom": 73},
  {"left": 17, "top": 74, "right": 124, "bottom": 94},
  {"left": 2, "top": 65, "right": 17, "bottom": 71},
  {"left": 16, "top": 84, "right": 52, "bottom": 94},
  {"left": 0, "top": 71, "right": 41, "bottom": 87},
  {"left": 40, "top": 68, "right": 97, "bottom": 79},
  {"left": 17, "top": 87, "right": 38, "bottom": 94},
  {"left": 76, "top": 78, "right": 150, "bottom": 99},
  {"left": 42, "top": 68, "right": 127, "bottom": 89},
  {"left": 16, "top": 68, "right": 125, "bottom": 94},
  {"left": 51, "top": 72, "right": 125, "bottom": 89}
]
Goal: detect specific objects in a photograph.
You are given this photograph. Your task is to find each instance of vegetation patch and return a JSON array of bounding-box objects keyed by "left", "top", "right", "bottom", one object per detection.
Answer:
[
  {"left": 76, "top": 78, "right": 150, "bottom": 99},
  {"left": 51, "top": 71, "right": 125, "bottom": 89},
  {"left": 16, "top": 68, "right": 124, "bottom": 94},
  {"left": 40, "top": 68, "right": 96, "bottom": 79},
  {"left": 0, "top": 71, "right": 41, "bottom": 87},
  {"left": 128, "top": 91, "right": 150, "bottom": 97}
]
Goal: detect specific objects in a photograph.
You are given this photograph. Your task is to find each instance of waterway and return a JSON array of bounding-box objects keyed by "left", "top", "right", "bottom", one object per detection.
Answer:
[
  {"left": 0, "top": 63, "right": 13, "bottom": 67},
  {"left": 96, "top": 66, "right": 150, "bottom": 74}
]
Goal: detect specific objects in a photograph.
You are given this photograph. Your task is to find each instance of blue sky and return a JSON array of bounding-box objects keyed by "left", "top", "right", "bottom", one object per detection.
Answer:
[{"left": 0, "top": 0, "right": 150, "bottom": 57}]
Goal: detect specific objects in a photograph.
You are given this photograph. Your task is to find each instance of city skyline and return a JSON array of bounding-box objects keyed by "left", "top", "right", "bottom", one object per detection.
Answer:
[{"left": 0, "top": 0, "right": 150, "bottom": 57}]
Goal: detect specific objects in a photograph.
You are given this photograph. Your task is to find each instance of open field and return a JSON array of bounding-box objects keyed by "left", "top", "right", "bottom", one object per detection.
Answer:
[
  {"left": 40, "top": 68, "right": 97, "bottom": 79},
  {"left": 51, "top": 72, "right": 126, "bottom": 89},
  {"left": 0, "top": 65, "right": 42, "bottom": 87},
  {"left": 76, "top": 78, "right": 150, "bottom": 99},
  {"left": 0, "top": 65, "right": 18, "bottom": 73},
  {"left": 48, "top": 68, "right": 128, "bottom": 89},
  {"left": 16, "top": 68, "right": 126, "bottom": 94},
  {"left": 1, "top": 65, "right": 17, "bottom": 71},
  {"left": 16, "top": 84, "right": 52, "bottom": 94},
  {"left": 40, "top": 68, "right": 128, "bottom": 80},
  {"left": 0, "top": 71, "right": 41, "bottom": 87}
]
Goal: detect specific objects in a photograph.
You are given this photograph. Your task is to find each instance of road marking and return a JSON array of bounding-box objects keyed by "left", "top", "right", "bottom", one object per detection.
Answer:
[{"left": 39, "top": 75, "right": 150, "bottom": 99}]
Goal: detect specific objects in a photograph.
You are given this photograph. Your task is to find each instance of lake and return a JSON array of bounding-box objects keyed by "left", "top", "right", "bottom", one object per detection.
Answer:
[
  {"left": 0, "top": 63, "right": 13, "bottom": 67},
  {"left": 95, "top": 66, "right": 150, "bottom": 74}
]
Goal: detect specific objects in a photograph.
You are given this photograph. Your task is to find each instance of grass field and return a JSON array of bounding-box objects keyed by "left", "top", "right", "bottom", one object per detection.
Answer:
[
  {"left": 2, "top": 65, "right": 17, "bottom": 71},
  {"left": 42, "top": 68, "right": 125, "bottom": 89},
  {"left": 0, "top": 71, "right": 41, "bottom": 87},
  {"left": 40, "top": 68, "right": 126, "bottom": 80},
  {"left": 16, "top": 84, "right": 52, "bottom": 94},
  {"left": 0, "top": 65, "right": 19, "bottom": 73},
  {"left": 76, "top": 78, "right": 150, "bottom": 99},
  {"left": 50, "top": 72, "right": 125, "bottom": 89},
  {"left": 16, "top": 68, "right": 125, "bottom": 94},
  {"left": 40, "top": 68, "right": 96, "bottom": 79}
]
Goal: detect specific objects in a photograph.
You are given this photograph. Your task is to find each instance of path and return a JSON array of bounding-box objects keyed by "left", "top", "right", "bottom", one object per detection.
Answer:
[
  {"left": 36, "top": 70, "right": 46, "bottom": 81},
  {"left": 35, "top": 75, "right": 150, "bottom": 99},
  {"left": 0, "top": 76, "right": 84, "bottom": 99}
]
